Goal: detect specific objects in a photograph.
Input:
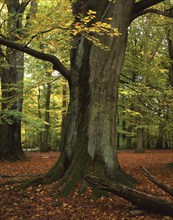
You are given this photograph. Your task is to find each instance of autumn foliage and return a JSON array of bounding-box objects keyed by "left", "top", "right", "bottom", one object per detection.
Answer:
[{"left": 0, "top": 150, "right": 173, "bottom": 220}]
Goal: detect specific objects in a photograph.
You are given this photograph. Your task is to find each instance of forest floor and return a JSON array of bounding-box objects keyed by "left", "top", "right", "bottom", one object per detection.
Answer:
[{"left": 0, "top": 150, "right": 173, "bottom": 220}]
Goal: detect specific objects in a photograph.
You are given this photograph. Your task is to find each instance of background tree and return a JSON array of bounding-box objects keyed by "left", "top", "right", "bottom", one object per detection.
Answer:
[
  {"left": 0, "top": 0, "right": 37, "bottom": 160},
  {"left": 22, "top": 56, "right": 64, "bottom": 151}
]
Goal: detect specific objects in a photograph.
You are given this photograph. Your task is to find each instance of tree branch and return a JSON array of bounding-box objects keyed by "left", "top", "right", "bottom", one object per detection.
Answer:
[
  {"left": 133, "top": 0, "right": 164, "bottom": 20},
  {"left": 133, "top": 8, "right": 173, "bottom": 20},
  {"left": 134, "top": 0, "right": 164, "bottom": 14},
  {"left": 0, "top": 47, "right": 11, "bottom": 65},
  {"left": 25, "top": 26, "right": 70, "bottom": 47},
  {"left": 0, "top": 37, "right": 70, "bottom": 81},
  {"left": 141, "top": 166, "right": 173, "bottom": 197},
  {"left": 84, "top": 174, "right": 173, "bottom": 216}
]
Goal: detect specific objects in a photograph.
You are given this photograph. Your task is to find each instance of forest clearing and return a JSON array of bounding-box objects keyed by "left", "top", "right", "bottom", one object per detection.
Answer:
[{"left": 0, "top": 150, "right": 173, "bottom": 220}]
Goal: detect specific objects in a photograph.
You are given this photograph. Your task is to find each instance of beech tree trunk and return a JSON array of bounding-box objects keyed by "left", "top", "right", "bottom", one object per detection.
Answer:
[
  {"left": 0, "top": 1, "right": 24, "bottom": 160},
  {"left": 0, "top": 0, "right": 25, "bottom": 160},
  {"left": 41, "top": 82, "right": 51, "bottom": 152},
  {"left": 61, "top": 83, "right": 68, "bottom": 150},
  {"left": 0, "top": 0, "right": 38, "bottom": 160},
  {"left": 136, "top": 127, "right": 144, "bottom": 152},
  {"left": 156, "top": 125, "right": 164, "bottom": 149},
  {"left": 0, "top": 50, "right": 24, "bottom": 160},
  {"left": 38, "top": 86, "right": 43, "bottom": 149},
  {"left": 44, "top": 0, "right": 137, "bottom": 194},
  {"left": 167, "top": 29, "right": 173, "bottom": 87}
]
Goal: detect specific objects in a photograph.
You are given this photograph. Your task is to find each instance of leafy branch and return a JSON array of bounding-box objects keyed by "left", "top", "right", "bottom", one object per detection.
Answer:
[
  {"left": 0, "top": 37, "right": 70, "bottom": 81},
  {"left": 25, "top": 26, "right": 70, "bottom": 47}
]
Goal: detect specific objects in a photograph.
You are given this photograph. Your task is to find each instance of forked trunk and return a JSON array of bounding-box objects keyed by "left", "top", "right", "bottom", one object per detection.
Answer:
[{"left": 46, "top": 0, "right": 136, "bottom": 194}]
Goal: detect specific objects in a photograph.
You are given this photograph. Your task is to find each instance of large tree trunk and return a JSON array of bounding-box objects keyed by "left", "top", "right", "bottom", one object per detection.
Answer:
[
  {"left": 0, "top": 0, "right": 38, "bottom": 160},
  {"left": 0, "top": 1, "right": 25, "bottom": 160},
  {"left": 41, "top": 0, "right": 136, "bottom": 195},
  {"left": 0, "top": 48, "right": 25, "bottom": 160}
]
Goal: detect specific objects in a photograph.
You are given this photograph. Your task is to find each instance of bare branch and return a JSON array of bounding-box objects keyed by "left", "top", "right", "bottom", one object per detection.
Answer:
[
  {"left": 0, "top": 2, "right": 5, "bottom": 12},
  {"left": 84, "top": 174, "right": 173, "bottom": 216},
  {"left": 141, "top": 166, "right": 173, "bottom": 197},
  {"left": 0, "top": 46, "right": 10, "bottom": 64},
  {"left": 133, "top": 0, "right": 164, "bottom": 15},
  {"left": 0, "top": 37, "right": 70, "bottom": 81},
  {"left": 133, "top": 8, "right": 173, "bottom": 20}
]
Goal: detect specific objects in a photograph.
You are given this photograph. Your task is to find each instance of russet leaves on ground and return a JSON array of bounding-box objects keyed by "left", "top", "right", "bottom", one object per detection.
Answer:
[{"left": 0, "top": 150, "right": 172, "bottom": 220}]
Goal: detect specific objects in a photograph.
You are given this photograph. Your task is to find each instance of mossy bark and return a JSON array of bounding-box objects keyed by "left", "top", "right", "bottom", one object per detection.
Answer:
[{"left": 19, "top": 0, "right": 137, "bottom": 195}]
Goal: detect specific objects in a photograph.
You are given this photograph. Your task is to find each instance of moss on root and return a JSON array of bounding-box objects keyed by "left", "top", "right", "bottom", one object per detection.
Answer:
[
  {"left": 52, "top": 165, "right": 82, "bottom": 198},
  {"left": 18, "top": 176, "right": 45, "bottom": 189},
  {"left": 113, "top": 168, "right": 138, "bottom": 188}
]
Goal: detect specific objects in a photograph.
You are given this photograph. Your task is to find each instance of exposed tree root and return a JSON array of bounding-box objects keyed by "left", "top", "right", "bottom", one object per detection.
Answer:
[
  {"left": 0, "top": 180, "right": 22, "bottom": 187},
  {"left": 52, "top": 161, "right": 88, "bottom": 198},
  {"left": 15, "top": 154, "right": 68, "bottom": 190},
  {"left": 0, "top": 173, "right": 42, "bottom": 178},
  {"left": 84, "top": 174, "right": 173, "bottom": 217},
  {"left": 17, "top": 175, "right": 46, "bottom": 189},
  {"left": 50, "top": 167, "right": 73, "bottom": 195},
  {"left": 167, "top": 162, "right": 173, "bottom": 167},
  {"left": 141, "top": 166, "right": 173, "bottom": 197}
]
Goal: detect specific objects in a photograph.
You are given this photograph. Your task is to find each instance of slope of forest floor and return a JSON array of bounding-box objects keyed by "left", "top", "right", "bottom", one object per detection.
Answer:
[{"left": 0, "top": 150, "right": 173, "bottom": 220}]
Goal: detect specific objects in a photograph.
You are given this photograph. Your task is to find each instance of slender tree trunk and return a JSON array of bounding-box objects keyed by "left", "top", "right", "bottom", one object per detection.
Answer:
[
  {"left": 146, "top": 126, "right": 151, "bottom": 149},
  {"left": 136, "top": 127, "right": 144, "bottom": 152},
  {"left": 167, "top": 30, "right": 173, "bottom": 87},
  {"left": 37, "top": 86, "right": 43, "bottom": 149},
  {"left": 41, "top": 82, "right": 51, "bottom": 152},
  {"left": 156, "top": 125, "right": 164, "bottom": 149},
  {"left": 126, "top": 125, "right": 133, "bottom": 149}
]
